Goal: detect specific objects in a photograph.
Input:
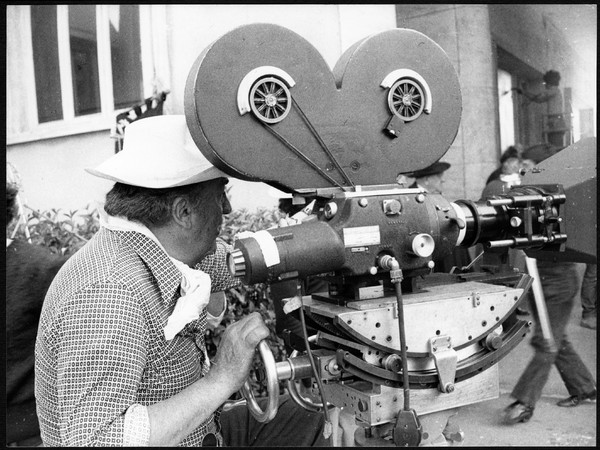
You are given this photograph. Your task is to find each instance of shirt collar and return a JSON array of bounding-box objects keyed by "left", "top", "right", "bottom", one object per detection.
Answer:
[{"left": 100, "top": 208, "right": 183, "bottom": 307}]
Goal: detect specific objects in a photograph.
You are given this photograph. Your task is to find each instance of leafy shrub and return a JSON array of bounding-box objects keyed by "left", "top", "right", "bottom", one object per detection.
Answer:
[
  {"left": 13, "top": 205, "right": 100, "bottom": 256},
  {"left": 12, "top": 203, "right": 286, "bottom": 397}
]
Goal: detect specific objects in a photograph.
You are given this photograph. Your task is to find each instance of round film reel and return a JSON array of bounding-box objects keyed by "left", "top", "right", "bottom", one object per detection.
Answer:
[
  {"left": 388, "top": 78, "right": 426, "bottom": 122},
  {"left": 249, "top": 76, "right": 292, "bottom": 124}
]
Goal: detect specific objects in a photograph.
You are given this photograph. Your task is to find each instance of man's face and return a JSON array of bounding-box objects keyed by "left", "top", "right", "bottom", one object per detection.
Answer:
[
  {"left": 502, "top": 157, "right": 521, "bottom": 175},
  {"left": 190, "top": 178, "right": 231, "bottom": 263},
  {"left": 423, "top": 173, "right": 445, "bottom": 194}
]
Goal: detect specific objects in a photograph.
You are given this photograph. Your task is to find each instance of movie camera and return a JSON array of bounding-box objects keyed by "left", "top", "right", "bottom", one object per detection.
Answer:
[{"left": 184, "top": 23, "right": 596, "bottom": 446}]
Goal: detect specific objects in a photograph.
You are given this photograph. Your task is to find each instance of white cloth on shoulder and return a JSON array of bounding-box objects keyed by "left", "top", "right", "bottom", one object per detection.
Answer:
[{"left": 98, "top": 208, "right": 221, "bottom": 341}]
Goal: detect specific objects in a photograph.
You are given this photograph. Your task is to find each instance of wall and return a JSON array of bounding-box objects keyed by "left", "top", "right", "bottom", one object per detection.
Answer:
[
  {"left": 7, "top": 131, "right": 115, "bottom": 212},
  {"left": 395, "top": 4, "right": 498, "bottom": 201},
  {"left": 6, "top": 4, "right": 397, "bottom": 214}
]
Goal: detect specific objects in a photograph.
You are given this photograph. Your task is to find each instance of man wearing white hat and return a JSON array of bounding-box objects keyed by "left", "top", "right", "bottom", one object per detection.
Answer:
[{"left": 34, "top": 115, "right": 328, "bottom": 446}]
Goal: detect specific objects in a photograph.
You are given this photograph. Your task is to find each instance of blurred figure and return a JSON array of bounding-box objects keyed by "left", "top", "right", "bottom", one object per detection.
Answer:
[
  {"left": 485, "top": 145, "right": 521, "bottom": 186},
  {"left": 407, "top": 161, "right": 450, "bottom": 194},
  {"left": 580, "top": 263, "right": 597, "bottom": 330},
  {"left": 6, "top": 179, "right": 69, "bottom": 446},
  {"left": 502, "top": 144, "right": 596, "bottom": 425},
  {"left": 481, "top": 146, "right": 522, "bottom": 199},
  {"left": 512, "top": 70, "right": 566, "bottom": 147}
]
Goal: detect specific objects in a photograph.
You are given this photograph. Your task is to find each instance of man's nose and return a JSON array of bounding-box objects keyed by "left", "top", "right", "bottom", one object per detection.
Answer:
[{"left": 222, "top": 196, "right": 232, "bottom": 214}]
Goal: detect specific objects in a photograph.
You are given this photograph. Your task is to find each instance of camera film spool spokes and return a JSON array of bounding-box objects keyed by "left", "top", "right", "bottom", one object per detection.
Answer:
[{"left": 249, "top": 76, "right": 292, "bottom": 124}]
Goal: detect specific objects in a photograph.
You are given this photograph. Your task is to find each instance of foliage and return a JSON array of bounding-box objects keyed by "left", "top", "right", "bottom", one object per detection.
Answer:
[
  {"left": 12, "top": 202, "right": 286, "bottom": 397},
  {"left": 12, "top": 205, "right": 100, "bottom": 256}
]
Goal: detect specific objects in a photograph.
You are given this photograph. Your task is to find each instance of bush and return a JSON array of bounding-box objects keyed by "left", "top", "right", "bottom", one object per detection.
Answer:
[
  {"left": 13, "top": 205, "right": 100, "bottom": 256},
  {"left": 12, "top": 203, "right": 286, "bottom": 397}
]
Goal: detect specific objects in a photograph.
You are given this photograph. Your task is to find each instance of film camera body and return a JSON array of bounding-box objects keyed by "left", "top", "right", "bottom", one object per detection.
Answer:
[{"left": 185, "top": 24, "right": 596, "bottom": 446}]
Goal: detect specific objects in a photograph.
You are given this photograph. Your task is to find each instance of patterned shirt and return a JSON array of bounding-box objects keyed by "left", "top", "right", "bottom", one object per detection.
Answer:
[{"left": 35, "top": 227, "right": 239, "bottom": 446}]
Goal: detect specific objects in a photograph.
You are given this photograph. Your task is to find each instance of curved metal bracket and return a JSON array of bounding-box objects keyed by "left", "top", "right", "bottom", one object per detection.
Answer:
[
  {"left": 428, "top": 335, "right": 457, "bottom": 393},
  {"left": 237, "top": 66, "right": 296, "bottom": 115}
]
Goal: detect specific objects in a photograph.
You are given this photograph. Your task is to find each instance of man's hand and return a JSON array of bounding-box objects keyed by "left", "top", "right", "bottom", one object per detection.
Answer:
[
  {"left": 210, "top": 312, "right": 270, "bottom": 392},
  {"left": 146, "top": 312, "right": 269, "bottom": 446}
]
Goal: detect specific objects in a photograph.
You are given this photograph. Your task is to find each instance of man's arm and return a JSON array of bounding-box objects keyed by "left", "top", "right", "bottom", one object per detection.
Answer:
[
  {"left": 145, "top": 312, "right": 268, "bottom": 446},
  {"left": 514, "top": 86, "right": 558, "bottom": 103},
  {"left": 54, "top": 284, "right": 150, "bottom": 446},
  {"left": 54, "top": 284, "right": 268, "bottom": 446}
]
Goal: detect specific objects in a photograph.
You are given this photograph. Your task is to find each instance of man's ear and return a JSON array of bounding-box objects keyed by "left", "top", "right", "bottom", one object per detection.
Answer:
[{"left": 171, "top": 196, "right": 193, "bottom": 229}]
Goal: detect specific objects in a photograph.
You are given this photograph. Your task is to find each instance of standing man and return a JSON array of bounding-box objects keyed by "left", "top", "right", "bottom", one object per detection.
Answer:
[
  {"left": 512, "top": 70, "right": 566, "bottom": 147},
  {"left": 407, "top": 160, "right": 450, "bottom": 194},
  {"left": 502, "top": 142, "right": 596, "bottom": 424},
  {"left": 34, "top": 115, "right": 327, "bottom": 446}
]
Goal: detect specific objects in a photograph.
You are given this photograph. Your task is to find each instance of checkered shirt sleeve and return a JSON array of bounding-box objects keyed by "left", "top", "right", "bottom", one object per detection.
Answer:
[
  {"left": 198, "top": 239, "right": 241, "bottom": 291},
  {"left": 123, "top": 403, "right": 151, "bottom": 445}
]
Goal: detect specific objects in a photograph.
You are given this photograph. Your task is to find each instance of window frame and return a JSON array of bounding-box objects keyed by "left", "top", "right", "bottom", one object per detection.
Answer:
[{"left": 7, "top": 4, "right": 167, "bottom": 145}]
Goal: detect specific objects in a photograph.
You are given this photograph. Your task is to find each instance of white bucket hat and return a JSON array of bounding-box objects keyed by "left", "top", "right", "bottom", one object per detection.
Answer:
[{"left": 86, "top": 115, "right": 229, "bottom": 188}]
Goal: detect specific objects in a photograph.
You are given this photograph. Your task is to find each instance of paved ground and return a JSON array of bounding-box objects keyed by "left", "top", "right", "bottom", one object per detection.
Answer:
[{"left": 454, "top": 264, "right": 597, "bottom": 447}]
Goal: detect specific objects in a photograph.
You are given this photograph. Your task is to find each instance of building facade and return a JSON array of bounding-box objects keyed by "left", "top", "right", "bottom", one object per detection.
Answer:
[{"left": 6, "top": 4, "right": 596, "bottom": 215}]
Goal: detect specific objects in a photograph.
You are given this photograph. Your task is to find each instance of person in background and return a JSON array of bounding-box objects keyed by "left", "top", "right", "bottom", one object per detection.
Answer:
[
  {"left": 485, "top": 145, "right": 522, "bottom": 186},
  {"left": 481, "top": 146, "right": 523, "bottom": 199},
  {"left": 502, "top": 143, "right": 596, "bottom": 424},
  {"left": 512, "top": 70, "right": 566, "bottom": 148},
  {"left": 408, "top": 161, "right": 450, "bottom": 195},
  {"left": 34, "top": 115, "right": 328, "bottom": 447},
  {"left": 580, "top": 263, "right": 597, "bottom": 330},
  {"left": 6, "top": 178, "right": 69, "bottom": 447}
]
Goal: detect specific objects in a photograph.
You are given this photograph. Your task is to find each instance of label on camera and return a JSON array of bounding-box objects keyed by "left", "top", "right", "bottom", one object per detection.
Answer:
[
  {"left": 253, "top": 230, "right": 281, "bottom": 267},
  {"left": 343, "top": 226, "right": 381, "bottom": 247}
]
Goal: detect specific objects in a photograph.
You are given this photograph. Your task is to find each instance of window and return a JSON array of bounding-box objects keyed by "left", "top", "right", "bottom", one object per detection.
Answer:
[
  {"left": 31, "top": 5, "right": 63, "bottom": 123},
  {"left": 30, "top": 4, "right": 143, "bottom": 124},
  {"left": 497, "top": 69, "right": 516, "bottom": 152},
  {"left": 110, "top": 6, "right": 143, "bottom": 110}
]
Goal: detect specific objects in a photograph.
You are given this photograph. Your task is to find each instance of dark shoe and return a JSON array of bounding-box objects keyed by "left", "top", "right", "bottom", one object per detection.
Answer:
[
  {"left": 557, "top": 389, "right": 597, "bottom": 407},
  {"left": 580, "top": 315, "right": 597, "bottom": 330},
  {"left": 502, "top": 401, "right": 534, "bottom": 424}
]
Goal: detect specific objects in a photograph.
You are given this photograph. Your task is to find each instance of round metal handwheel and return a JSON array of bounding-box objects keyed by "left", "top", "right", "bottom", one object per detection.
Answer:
[
  {"left": 249, "top": 76, "right": 292, "bottom": 124},
  {"left": 388, "top": 78, "right": 426, "bottom": 122},
  {"left": 239, "top": 340, "right": 279, "bottom": 423}
]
